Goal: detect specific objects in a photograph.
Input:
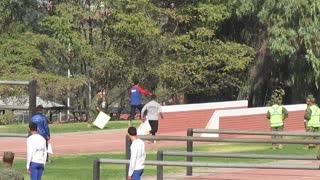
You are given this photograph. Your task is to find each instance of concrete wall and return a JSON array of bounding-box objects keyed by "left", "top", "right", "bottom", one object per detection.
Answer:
[
  {"left": 202, "top": 104, "right": 307, "bottom": 137},
  {"left": 158, "top": 100, "right": 248, "bottom": 134}
]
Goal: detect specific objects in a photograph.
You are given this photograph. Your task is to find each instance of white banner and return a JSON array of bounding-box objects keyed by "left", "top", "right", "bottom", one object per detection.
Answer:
[
  {"left": 47, "top": 143, "right": 53, "bottom": 154},
  {"left": 137, "top": 120, "right": 151, "bottom": 135},
  {"left": 93, "top": 111, "right": 111, "bottom": 129}
]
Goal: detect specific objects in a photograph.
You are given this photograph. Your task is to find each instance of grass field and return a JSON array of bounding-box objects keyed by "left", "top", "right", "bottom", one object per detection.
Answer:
[
  {"left": 10, "top": 143, "right": 320, "bottom": 180},
  {"left": 0, "top": 120, "right": 141, "bottom": 134},
  {"left": 2, "top": 122, "right": 320, "bottom": 179}
]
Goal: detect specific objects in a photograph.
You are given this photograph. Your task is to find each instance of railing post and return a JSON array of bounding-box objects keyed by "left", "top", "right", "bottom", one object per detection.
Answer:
[
  {"left": 187, "top": 128, "right": 193, "bottom": 176},
  {"left": 157, "top": 151, "right": 164, "bottom": 180},
  {"left": 125, "top": 134, "right": 132, "bottom": 179},
  {"left": 28, "top": 80, "right": 37, "bottom": 119},
  {"left": 93, "top": 159, "right": 100, "bottom": 180}
]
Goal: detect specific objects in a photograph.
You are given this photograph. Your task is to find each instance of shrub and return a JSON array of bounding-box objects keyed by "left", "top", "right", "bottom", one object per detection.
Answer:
[{"left": 0, "top": 110, "right": 14, "bottom": 125}]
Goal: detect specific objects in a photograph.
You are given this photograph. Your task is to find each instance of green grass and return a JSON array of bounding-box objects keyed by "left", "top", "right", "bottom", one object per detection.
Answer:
[
  {"left": 0, "top": 120, "right": 141, "bottom": 134},
  {"left": 10, "top": 142, "right": 320, "bottom": 180}
]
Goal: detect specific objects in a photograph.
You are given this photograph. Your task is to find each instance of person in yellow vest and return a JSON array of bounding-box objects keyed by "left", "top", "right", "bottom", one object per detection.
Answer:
[
  {"left": 303, "top": 95, "right": 320, "bottom": 149},
  {"left": 267, "top": 98, "right": 288, "bottom": 149}
]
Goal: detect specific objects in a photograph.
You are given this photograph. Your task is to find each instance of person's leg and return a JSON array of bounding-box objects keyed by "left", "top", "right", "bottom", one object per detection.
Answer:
[
  {"left": 270, "top": 127, "right": 277, "bottom": 149},
  {"left": 149, "top": 120, "right": 156, "bottom": 135},
  {"left": 138, "top": 104, "right": 144, "bottom": 119},
  {"left": 304, "top": 127, "right": 313, "bottom": 149},
  {"left": 277, "top": 126, "right": 283, "bottom": 149},
  {"left": 30, "top": 162, "right": 44, "bottom": 180},
  {"left": 88, "top": 110, "right": 98, "bottom": 123},
  {"left": 314, "top": 127, "right": 320, "bottom": 149},
  {"left": 131, "top": 169, "right": 144, "bottom": 180},
  {"left": 36, "top": 163, "right": 44, "bottom": 180},
  {"left": 128, "top": 105, "right": 137, "bottom": 126},
  {"left": 46, "top": 140, "right": 49, "bottom": 162},
  {"left": 128, "top": 105, "right": 137, "bottom": 120},
  {"left": 152, "top": 121, "right": 159, "bottom": 143},
  {"left": 311, "top": 127, "right": 318, "bottom": 148},
  {"left": 153, "top": 120, "right": 159, "bottom": 135},
  {"left": 30, "top": 162, "right": 38, "bottom": 180}
]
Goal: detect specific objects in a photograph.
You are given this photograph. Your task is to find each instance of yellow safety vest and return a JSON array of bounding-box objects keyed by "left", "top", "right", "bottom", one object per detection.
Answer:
[
  {"left": 307, "top": 105, "right": 320, "bottom": 127},
  {"left": 268, "top": 104, "right": 283, "bottom": 127}
]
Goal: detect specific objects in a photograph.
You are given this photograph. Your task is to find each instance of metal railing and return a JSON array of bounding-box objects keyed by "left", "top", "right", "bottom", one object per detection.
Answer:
[
  {"left": 0, "top": 133, "right": 27, "bottom": 138},
  {"left": 93, "top": 158, "right": 320, "bottom": 180},
  {"left": 186, "top": 128, "right": 320, "bottom": 175},
  {"left": 125, "top": 133, "right": 320, "bottom": 177},
  {"left": 192, "top": 128, "right": 320, "bottom": 137},
  {"left": 159, "top": 151, "right": 320, "bottom": 160}
]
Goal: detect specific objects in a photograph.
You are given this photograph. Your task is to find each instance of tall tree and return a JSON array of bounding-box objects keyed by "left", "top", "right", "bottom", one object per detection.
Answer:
[
  {"left": 155, "top": 0, "right": 255, "bottom": 102},
  {"left": 223, "top": 0, "right": 320, "bottom": 106}
]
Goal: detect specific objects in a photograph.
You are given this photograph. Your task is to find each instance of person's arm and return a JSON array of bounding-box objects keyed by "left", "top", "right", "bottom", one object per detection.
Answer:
[
  {"left": 43, "top": 115, "right": 50, "bottom": 140},
  {"left": 136, "top": 86, "right": 152, "bottom": 95},
  {"left": 267, "top": 110, "right": 271, "bottom": 119},
  {"left": 304, "top": 106, "right": 312, "bottom": 121},
  {"left": 282, "top": 107, "right": 288, "bottom": 119},
  {"left": 127, "top": 86, "right": 132, "bottom": 95},
  {"left": 159, "top": 112, "right": 164, "bottom": 119},
  {"left": 26, "top": 138, "right": 32, "bottom": 173},
  {"left": 158, "top": 104, "right": 164, "bottom": 119},
  {"left": 96, "top": 98, "right": 103, "bottom": 112},
  {"left": 128, "top": 143, "right": 137, "bottom": 177},
  {"left": 141, "top": 104, "right": 147, "bottom": 121}
]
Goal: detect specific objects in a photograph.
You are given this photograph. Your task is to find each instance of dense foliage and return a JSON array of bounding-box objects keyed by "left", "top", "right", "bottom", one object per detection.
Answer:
[{"left": 0, "top": 0, "right": 319, "bottom": 108}]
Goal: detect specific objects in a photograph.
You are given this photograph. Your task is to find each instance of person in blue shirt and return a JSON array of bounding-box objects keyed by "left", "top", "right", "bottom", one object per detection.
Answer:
[
  {"left": 127, "top": 80, "right": 152, "bottom": 125},
  {"left": 30, "top": 105, "right": 51, "bottom": 162}
]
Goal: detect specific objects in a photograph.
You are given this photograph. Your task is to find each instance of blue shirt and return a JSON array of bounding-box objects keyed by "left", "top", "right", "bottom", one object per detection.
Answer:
[
  {"left": 31, "top": 113, "right": 50, "bottom": 140},
  {"left": 130, "top": 86, "right": 141, "bottom": 105}
]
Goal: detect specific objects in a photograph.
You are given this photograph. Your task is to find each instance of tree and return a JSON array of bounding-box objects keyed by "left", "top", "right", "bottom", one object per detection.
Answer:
[
  {"left": 223, "top": 0, "right": 320, "bottom": 106},
  {"left": 155, "top": 0, "right": 255, "bottom": 102}
]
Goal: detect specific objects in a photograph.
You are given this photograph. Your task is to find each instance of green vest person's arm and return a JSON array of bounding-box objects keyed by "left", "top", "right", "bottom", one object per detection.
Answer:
[
  {"left": 267, "top": 111, "right": 271, "bottom": 119},
  {"left": 304, "top": 106, "right": 312, "bottom": 121},
  {"left": 282, "top": 107, "right": 288, "bottom": 119}
]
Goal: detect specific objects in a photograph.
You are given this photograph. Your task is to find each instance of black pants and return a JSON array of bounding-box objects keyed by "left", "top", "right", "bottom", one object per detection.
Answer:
[
  {"left": 148, "top": 120, "right": 158, "bottom": 135},
  {"left": 128, "top": 104, "right": 143, "bottom": 120},
  {"left": 46, "top": 140, "right": 49, "bottom": 162}
]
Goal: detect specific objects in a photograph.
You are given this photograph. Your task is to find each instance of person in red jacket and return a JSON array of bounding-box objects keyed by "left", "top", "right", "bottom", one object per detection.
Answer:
[{"left": 127, "top": 80, "right": 152, "bottom": 126}]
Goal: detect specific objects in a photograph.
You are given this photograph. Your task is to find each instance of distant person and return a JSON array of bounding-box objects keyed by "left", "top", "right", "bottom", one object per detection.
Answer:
[
  {"left": 303, "top": 95, "right": 320, "bottom": 149},
  {"left": 267, "top": 97, "right": 288, "bottom": 149},
  {"left": 167, "top": 94, "right": 179, "bottom": 105},
  {"left": 141, "top": 94, "right": 164, "bottom": 143},
  {"left": 27, "top": 122, "right": 47, "bottom": 180},
  {"left": 0, "top": 151, "right": 24, "bottom": 180},
  {"left": 30, "top": 105, "right": 50, "bottom": 162},
  {"left": 31, "top": 105, "right": 50, "bottom": 140},
  {"left": 304, "top": 95, "right": 314, "bottom": 130},
  {"left": 127, "top": 127, "right": 146, "bottom": 180},
  {"left": 89, "top": 89, "right": 105, "bottom": 125},
  {"left": 127, "top": 80, "right": 152, "bottom": 125}
]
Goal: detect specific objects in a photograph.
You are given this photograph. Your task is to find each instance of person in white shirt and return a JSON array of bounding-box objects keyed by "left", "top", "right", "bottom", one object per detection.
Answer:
[
  {"left": 27, "top": 122, "right": 47, "bottom": 180},
  {"left": 141, "top": 95, "right": 164, "bottom": 142},
  {"left": 127, "top": 127, "right": 146, "bottom": 180}
]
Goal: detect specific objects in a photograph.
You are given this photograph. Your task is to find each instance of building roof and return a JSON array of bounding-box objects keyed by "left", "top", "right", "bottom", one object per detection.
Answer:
[{"left": 0, "top": 96, "right": 65, "bottom": 110}]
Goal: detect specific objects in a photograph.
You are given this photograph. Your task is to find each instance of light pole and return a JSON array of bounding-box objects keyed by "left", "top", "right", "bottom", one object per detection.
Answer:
[
  {"left": 67, "top": 43, "right": 71, "bottom": 120},
  {"left": 67, "top": 68, "right": 71, "bottom": 120}
]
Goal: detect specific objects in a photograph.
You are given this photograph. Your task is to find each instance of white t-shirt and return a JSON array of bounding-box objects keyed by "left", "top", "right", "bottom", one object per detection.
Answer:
[
  {"left": 26, "top": 134, "right": 47, "bottom": 169},
  {"left": 141, "top": 100, "right": 162, "bottom": 121},
  {"left": 128, "top": 138, "right": 146, "bottom": 176}
]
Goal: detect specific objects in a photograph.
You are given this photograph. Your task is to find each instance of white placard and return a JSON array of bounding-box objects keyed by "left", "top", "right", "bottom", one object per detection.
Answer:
[
  {"left": 47, "top": 143, "right": 53, "bottom": 154},
  {"left": 137, "top": 119, "right": 152, "bottom": 135},
  {"left": 93, "top": 111, "right": 111, "bottom": 129}
]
